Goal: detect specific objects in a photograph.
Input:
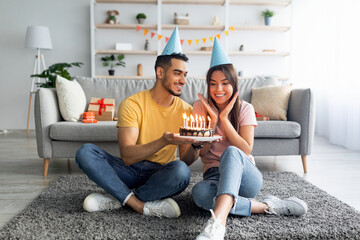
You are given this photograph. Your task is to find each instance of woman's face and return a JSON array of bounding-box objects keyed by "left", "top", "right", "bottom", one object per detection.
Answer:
[{"left": 209, "top": 70, "right": 234, "bottom": 109}]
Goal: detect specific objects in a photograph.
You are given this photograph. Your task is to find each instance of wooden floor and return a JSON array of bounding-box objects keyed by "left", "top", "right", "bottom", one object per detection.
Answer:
[{"left": 1, "top": 130, "right": 359, "bottom": 228}]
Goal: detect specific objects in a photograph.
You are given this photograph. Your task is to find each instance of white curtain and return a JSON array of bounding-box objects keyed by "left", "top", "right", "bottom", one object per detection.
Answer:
[{"left": 291, "top": 0, "right": 360, "bottom": 151}]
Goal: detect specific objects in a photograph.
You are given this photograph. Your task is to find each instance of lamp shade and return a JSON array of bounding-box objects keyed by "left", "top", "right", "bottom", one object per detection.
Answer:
[{"left": 25, "top": 26, "right": 53, "bottom": 49}]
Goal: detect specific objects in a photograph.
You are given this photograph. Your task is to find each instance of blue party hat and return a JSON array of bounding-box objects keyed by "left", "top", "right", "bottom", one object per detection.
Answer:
[
  {"left": 161, "top": 26, "right": 182, "bottom": 55},
  {"left": 210, "top": 37, "right": 232, "bottom": 68}
]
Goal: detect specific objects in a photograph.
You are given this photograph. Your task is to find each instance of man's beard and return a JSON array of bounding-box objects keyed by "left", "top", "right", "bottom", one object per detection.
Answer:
[{"left": 162, "top": 76, "right": 181, "bottom": 97}]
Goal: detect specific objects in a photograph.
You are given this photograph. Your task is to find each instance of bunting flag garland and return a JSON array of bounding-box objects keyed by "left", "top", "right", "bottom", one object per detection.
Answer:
[{"left": 135, "top": 26, "right": 237, "bottom": 47}]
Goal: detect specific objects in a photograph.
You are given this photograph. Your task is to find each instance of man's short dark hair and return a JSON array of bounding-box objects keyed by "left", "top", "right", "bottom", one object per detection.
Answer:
[{"left": 154, "top": 53, "right": 189, "bottom": 74}]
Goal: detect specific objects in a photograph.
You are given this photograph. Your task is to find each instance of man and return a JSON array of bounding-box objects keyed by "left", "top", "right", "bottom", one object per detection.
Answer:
[{"left": 75, "top": 27, "right": 201, "bottom": 218}]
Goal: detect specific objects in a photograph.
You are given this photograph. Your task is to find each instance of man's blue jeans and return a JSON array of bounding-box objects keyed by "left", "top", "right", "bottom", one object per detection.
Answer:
[
  {"left": 75, "top": 143, "right": 190, "bottom": 205},
  {"left": 192, "top": 146, "right": 263, "bottom": 216}
]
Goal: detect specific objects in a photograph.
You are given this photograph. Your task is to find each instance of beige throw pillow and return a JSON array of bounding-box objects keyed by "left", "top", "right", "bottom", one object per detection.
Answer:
[
  {"left": 251, "top": 84, "right": 292, "bottom": 120},
  {"left": 56, "top": 75, "right": 86, "bottom": 122}
]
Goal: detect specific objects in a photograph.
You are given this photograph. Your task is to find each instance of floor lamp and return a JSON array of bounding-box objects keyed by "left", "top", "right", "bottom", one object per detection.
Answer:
[{"left": 25, "top": 26, "right": 53, "bottom": 134}]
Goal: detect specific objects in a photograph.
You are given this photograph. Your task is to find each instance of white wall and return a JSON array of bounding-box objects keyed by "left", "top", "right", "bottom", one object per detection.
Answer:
[
  {"left": 0, "top": 0, "right": 91, "bottom": 130},
  {"left": 0, "top": 0, "right": 291, "bottom": 130}
]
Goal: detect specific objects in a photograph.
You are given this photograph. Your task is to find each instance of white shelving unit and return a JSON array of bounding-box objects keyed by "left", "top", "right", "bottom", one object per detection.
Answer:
[{"left": 90, "top": 0, "right": 291, "bottom": 79}]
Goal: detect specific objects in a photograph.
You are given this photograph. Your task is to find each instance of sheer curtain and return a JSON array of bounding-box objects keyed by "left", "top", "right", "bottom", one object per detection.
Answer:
[{"left": 291, "top": 0, "right": 360, "bottom": 151}]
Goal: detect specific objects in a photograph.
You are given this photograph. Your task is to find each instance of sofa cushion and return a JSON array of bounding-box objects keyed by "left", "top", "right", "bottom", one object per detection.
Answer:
[
  {"left": 254, "top": 121, "right": 301, "bottom": 138},
  {"left": 75, "top": 76, "right": 278, "bottom": 114},
  {"left": 251, "top": 84, "right": 292, "bottom": 120},
  {"left": 50, "top": 120, "right": 300, "bottom": 142},
  {"left": 50, "top": 121, "right": 118, "bottom": 141},
  {"left": 56, "top": 76, "right": 86, "bottom": 122}
]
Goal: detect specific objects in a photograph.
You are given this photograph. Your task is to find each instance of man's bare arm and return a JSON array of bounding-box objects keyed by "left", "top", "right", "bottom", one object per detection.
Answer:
[{"left": 118, "top": 127, "right": 196, "bottom": 166}]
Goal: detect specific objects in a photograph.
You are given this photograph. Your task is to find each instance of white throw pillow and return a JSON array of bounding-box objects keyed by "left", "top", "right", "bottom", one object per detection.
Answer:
[{"left": 56, "top": 75, "right": 86, "bottom": 122}]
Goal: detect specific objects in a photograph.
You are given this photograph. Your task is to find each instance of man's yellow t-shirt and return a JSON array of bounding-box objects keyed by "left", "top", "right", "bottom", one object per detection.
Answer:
[{"left": 116, "top": 90, "right": 192, "bottom": 165}]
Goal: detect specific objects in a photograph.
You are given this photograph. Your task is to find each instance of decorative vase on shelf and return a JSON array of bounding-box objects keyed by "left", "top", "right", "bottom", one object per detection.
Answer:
[
  {"left": 108, "top": 69, "right": 115, "bottom": 76},
  {"left": 264, "top": 17, "right": 272, "bottom": 26}
]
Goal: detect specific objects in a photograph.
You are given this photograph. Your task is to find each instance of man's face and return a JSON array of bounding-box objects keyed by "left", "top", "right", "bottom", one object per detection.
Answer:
[{"left": 161, "top": 58, "right": 188, "bottom": 97}]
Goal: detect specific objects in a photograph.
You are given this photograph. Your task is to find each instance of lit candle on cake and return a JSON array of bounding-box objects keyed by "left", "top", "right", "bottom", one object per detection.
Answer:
[
  {"left": 190, "top": 114, "right": 195, "bottom": 128},
  {"left": 182, "top": 113, "right": 187, "bottom": 128},
  {"left": 202, "top": 116, "right": 205, "bottom": 129},
  {"left": 208, "top": 116, "right": 211, "bottom": 129},
  {"left": 186, "top": 116, "right": 190, "bottom": 128},
  {"left": 195, "top": 115, "right": 199, "bottom": 129}
]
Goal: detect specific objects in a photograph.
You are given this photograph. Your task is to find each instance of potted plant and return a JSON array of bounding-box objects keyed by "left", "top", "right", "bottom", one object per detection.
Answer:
[
  {"left": 31, "top": 62, "right": 83, "bottom": 88},
  {"left": 136, "top": 13, "right": 147, "bottom": 24},
  {"left": 101, "top": 54, "right": 125, "bottom": 76},
  {"left": 261, "top": 9, "right": 275, "bottom": 26}
]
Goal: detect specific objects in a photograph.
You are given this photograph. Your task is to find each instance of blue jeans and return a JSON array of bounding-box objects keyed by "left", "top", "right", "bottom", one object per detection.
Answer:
[
  {"left": 75, "top": 143, "right": 190, "bottom": 205},
  {"left": 192, "top": 146, "right": 263, "bottom": 216}
]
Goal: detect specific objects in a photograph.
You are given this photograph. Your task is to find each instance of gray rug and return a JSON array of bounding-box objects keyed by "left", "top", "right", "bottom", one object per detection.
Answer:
[{"left": 1, "top": 172, "right": 360, "bottom": 240}]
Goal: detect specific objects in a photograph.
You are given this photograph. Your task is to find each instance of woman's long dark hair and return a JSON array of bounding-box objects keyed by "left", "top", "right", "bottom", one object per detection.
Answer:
[{"left": 206, "top": 64, "right": 241, "bottom": 132}]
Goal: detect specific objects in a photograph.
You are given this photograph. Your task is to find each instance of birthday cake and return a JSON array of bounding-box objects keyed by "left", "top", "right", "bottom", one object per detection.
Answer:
[{"left": 179, "top": 113, "right": 214, "bottom": 137}]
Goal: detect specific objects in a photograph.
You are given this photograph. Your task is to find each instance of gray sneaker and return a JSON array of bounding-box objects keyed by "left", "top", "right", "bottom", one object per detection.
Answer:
[
  {"left": 83, "top": 193, "right": 121, "bottom": 212},
  {"left": 143, "top": 198, "right": 181, "bottom": 218},
  {"left": 262, "top": 195, "right": 308, "bottom": 216}
]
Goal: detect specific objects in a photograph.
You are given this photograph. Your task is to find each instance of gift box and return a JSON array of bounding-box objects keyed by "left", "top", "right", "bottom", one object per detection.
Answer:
[{"left": 88, "top": 97, "right": 115, "bottom": 121}]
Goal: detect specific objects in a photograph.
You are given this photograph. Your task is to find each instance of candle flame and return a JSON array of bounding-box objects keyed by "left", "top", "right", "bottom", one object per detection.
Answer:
[
  {"left": 208, "top": 116, "right": 211, "bottom": 121},
  {"left": 190, "top": 114, "right": 195, "bottom": 121},
  {"left": 183, "top": 113, "right": 187, "bottom": 119}
]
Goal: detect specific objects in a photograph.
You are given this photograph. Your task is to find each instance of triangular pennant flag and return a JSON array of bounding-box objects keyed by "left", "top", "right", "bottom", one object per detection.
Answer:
[
  {"left": 209, "top": 36, "right": 214, "bottom": 42},
  {"left": 136, "top": 26, "right": 142, "bottom": 32},
  {"left": 151, "top": 32, "right": 156, "bottom": 38},
  {"left": 180, "top": 39, "right": 184, "bottom": 45},
  {"left": 224, "top": 30, "right": 229, "bottom": 36},
  {"left": 195, "top": 39, "right": 199, "bottom": 45},
  {"left": 188, "top": 40, "right": 192, "bottom": 46},
  {"left": 161, "top": 26, "right": 182, "bottom": 55},
  {"left": 165, "top": 37, "right": 170, "bottom": 43},
  {"left": 144, "top": 29, "right": 149, "bottom": 35},
  {"left": 229, "top": 26, "right": 235, "bottom": 31},
  {"left": 158, "top": 34, "right": 163, "bottom": 40},
  {"left": 216, "top": 34, "right": 221, "bottom": 39},
  {"left": 210, "top": 38, "right": 232, "bottom": 68},
  {"left": 202, "top": 38, "right": 207, "bottom": 44}
]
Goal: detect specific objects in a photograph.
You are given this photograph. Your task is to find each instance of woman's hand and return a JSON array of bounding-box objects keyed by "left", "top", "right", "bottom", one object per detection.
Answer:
[
  {"left": 219, "top": 91, "right": 239, "bottom": 121},
  {"left": 198, "top": 93, "right": 219, "bottom": 124}
]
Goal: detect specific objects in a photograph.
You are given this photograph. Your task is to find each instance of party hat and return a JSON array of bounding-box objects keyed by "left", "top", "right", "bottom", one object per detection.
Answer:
[
  {"left": 210, "top": 37, "right": 232, "bottom": 68},
  {"left": 161, "top": 26, "right": 182, "bottom": 55}
]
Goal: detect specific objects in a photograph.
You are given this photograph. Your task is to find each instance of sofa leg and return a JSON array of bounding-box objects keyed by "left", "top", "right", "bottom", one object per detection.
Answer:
[
  {"left": 43, "top": 158, "right": 50, "bottom": 176},
  {"left": 301, "top": 155, "right": 308, "bottom": 173}
]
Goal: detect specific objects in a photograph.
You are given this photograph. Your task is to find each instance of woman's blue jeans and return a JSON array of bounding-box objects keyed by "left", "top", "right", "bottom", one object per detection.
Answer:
[
  {"left": 75, "top": 143, "right": 190, "bottom": 205},
  {"left": 192, "top": 146, "right": 263, "bottom": 216}
]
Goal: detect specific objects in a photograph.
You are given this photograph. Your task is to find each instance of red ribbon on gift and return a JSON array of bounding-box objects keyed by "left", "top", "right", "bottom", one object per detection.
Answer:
[
  {"left": 255, "top": 112, "right": 263, "bottom": 118},
  {"left": 90, "top": 98, "right": 115, "bottom": 115}
]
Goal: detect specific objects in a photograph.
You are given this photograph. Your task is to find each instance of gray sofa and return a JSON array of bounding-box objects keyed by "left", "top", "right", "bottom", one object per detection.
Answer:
[{"left": 35, "top": 76, "right": 315, "bottom": 176}]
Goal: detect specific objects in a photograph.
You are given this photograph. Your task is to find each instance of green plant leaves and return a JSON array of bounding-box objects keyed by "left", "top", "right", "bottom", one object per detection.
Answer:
[{"left": 31, "top": 62, "right": 83, "bottom": 88}]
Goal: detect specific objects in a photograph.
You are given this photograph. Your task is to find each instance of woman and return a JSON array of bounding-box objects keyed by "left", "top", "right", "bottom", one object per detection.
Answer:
[{"left": 192, "top": 39, "right": 307, "bottom": 240}]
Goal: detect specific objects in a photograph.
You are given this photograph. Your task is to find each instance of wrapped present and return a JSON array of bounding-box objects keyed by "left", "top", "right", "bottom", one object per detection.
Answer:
[
  {"left": 255, "top": 112, "right": 269, "bottom": 121},
  {"left": 82, "top": 112, "right": 98, "bottom": 123},
  {"left": 88, "top": 98, "right": 115, "bottom": 121}
]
